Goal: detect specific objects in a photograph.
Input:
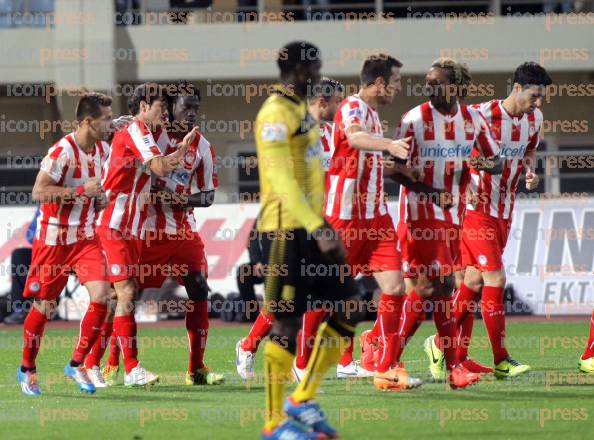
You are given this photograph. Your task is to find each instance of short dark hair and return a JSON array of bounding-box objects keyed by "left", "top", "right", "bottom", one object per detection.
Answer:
[
  {"left": 167, "top": 81, "right": 201, "bottom": 119},
  {"left": 513, "top": 62, "right": 552, "bottom": 87},
  {"left": 277, "top": 41, "right": 321, "bottom": 77},
  {"left": 312, "top": 77, "right": 344, "bottom": 99},
  {"left": 128, "top": 82, "right": 167, "bottom": 115},
  {"left": 75, "top": 93, "right": 112, "bottom": 122},
  {"left": 360, "top": 54, "right": 403, "bottom": 86}
]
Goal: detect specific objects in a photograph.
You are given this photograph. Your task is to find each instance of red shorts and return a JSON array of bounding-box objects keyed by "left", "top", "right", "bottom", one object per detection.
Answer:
[
  {"left": 96, "top": 226, "right": 142, "bottom": 283},
  {"left": 461, "top": 210, "right": 511, "bottom": 271},
  {"left": 138, "top": 231, "right": 208, "bottom": 289},
  {"left": 398, "top": 219, "right": 461, "bottom": 280},
  {"left": 328, "top": 214, "right": 401, "bottom": 276},
  {"left": 24, "top": 237, "right": 108, "bottom": 301}
]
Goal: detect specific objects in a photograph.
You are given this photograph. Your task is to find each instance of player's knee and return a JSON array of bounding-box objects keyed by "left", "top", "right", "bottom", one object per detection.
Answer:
[
  {"left": 186, "top": 272, "right": 209, "bottom": 301},
  {"left": 414, "top": 276, "right": 434, "bottom": 298},
  {"left": 269, "top": 318, "right": 300, "bottom": 354},
  {"left": 116, "top": 280, "right": 137, "bottom": 302},
  {"left": 484, "top": 271, "right": 506, "bottom": 289}
]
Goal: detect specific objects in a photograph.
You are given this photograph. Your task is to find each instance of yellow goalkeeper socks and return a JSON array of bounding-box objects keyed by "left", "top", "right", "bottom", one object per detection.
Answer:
[
  {"left": 291, "top": 322, "right": 350, "bottom": 403},
  {"left": 263, "top": 341, "right": 294, "bottom": 432}
]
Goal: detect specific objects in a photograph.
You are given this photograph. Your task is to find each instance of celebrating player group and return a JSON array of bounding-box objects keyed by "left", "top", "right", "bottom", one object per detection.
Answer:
[{"left": 15, "top": 38, "right": 594, "bottom": 440}]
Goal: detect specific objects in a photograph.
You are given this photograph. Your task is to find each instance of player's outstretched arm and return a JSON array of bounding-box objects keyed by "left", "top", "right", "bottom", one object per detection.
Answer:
[
  {"left": 32, "top": 171, "right": 101, "bottom": 204},
  {"left": 346, "top": 125, "right": 411, "bottom": 160}
]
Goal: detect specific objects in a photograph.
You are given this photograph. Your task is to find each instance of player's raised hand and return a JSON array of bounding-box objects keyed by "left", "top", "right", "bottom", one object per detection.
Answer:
[
  {"left": 525, "top": 171, "right": 539, "bottom": 190},
  {"left": 181, "top": 126, "right": 199, "bottom": 148},
  {"left": 83, "top": 178, "right": 102, "bottom": 198},
  {"left": 386, "top": 136, "right": 411, "bottom": 160}
]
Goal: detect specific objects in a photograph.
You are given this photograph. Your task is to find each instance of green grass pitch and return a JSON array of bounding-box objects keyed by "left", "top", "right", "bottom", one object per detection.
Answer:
[{"left": 1, "top": 319, "right": 594, "bottom": 439}]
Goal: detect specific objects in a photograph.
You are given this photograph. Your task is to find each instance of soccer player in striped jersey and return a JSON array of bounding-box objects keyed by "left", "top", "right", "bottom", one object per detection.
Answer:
[
  {"left": 325, "top": 54, "right": 426, "bottom": 390},
  {"left": 96, "top": 83, "right": 198, "bottom": 387},
  {"left": 140, "top": 81, "right": 224, "bottom": 385},
  {"left": 18, "top": 93, "right": 113, "bottom": 395},
  {"left": 387, "top": 58, "right": 503, "bottom": 389},
  {"left": 424, "top": 62, "right": 552, "bottom": 379},
  {"left": 235, "top": 77, "right": 345, "bottom": 381}
]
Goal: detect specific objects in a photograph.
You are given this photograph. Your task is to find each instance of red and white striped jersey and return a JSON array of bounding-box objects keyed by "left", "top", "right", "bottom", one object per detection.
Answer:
[
  {"left": 36, "top": 133, "right": 110, "bottom": 246},
  {"left": 144, "top": 130, "right": 218, "bottom": 234},
  {"left": 320, "top": 121, "right": 333, "bottom": 171},
  {"left": 398, "top": 101, "right": 500, "bottom": 226},
  {"left": 97, "top": 118, "right": 162, "bottom": 237},
  {"left": 467, "top": 100, "right": 542, "bottom": 219},
  {"left": 324, "top": 95, "right": 388, "bottom": 220}
]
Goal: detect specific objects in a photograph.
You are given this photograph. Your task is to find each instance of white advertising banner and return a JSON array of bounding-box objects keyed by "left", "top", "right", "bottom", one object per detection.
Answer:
[{"left": 0, "top": 198, "right": 592, "bottom": 316}]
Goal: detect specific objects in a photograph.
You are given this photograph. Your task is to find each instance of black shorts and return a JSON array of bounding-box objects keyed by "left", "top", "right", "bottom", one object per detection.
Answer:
[{"left": 263, "top": 228, "right": 360, "bottom": 319}]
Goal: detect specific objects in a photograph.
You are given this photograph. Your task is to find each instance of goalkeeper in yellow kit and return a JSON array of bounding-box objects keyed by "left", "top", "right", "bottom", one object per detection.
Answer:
[{"left": 256, "top": 41, "right": 365, "bottom": 440}]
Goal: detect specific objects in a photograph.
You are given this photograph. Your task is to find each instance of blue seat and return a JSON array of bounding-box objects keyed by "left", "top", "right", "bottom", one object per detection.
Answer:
[
  {"left": 0, "top": 0, "right": 23, "bottom": 28},
  {"left": 30, "top": 0, "right": 54, "bottom": 27}
]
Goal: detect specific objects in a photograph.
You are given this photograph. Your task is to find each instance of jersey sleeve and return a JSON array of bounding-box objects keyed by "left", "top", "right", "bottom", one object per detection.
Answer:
[
  {"left": 256, "top": 101, "right": 325, "bottom": 233},
  {"left": 473, "top": 110, "right": 500, "bottom": 157},
  {"left": 338, "top": 99, "right": 365, "bottom": 132},
  {"left": 40, "top": 143, "right": 70, "bottom": 183},
  {"left": 127, "top": 120, "right": 163, "bottom": 164},
  {"left": 192, "top": 140, "right": 218, "bottom": 192},
  {"left": 395, "top": 112, "right": 417, "bottom": 162}
]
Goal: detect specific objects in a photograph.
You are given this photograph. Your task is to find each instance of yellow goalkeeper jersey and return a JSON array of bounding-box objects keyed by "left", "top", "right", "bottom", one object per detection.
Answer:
[{"left": 255, "top": 84, "right": 325, "bottom": 233}]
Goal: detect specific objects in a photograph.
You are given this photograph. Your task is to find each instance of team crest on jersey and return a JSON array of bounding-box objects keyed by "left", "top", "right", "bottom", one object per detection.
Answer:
[
  {"left": 528, "top": 124, "right": 536, "bottom": 137},
  {"left": 402, "top": 261, "right": 410, "bottom": 273},
  {"left": 478, "top": 255, "right": 488, "bottom": 266},
  {"left": 184, "top": 151, "right": 196, "bottom": 168},
  {"left": 111, "top": 264, "right": 122, "bottom": 276},
  {"left": 29, "top": 281, "right": 40, "bottom": 293}
]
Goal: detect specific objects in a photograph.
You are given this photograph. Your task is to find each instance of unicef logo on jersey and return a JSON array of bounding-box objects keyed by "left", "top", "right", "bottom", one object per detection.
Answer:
[{"left": 172, "top": 169, "right": 191, "bottom": 185}]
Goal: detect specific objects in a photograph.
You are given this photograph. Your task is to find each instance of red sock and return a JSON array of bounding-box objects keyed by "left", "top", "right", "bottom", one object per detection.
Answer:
[
  {"left": 296, "top": 309, "right": 326, "bottom": 369},
  {"left": 375, "top": 294, "right": 404, "bottom": 371},
  {"left": 432, "top": 295, "right": 458, "bottom": 370},
  {"left": 338, "top": 336, "right": 354, "bottom": 367},
  {"left": 457, "top": 312, "right": 475, "bottom": 361},
  {"left": 378, "top": 290, "right": 425, "bottom": 373},
  {"left": 240, "top": 310, "right": 273, "bottom": 352},
  {"left": 107, "top": 333, "right": 121, "bottom": 367},
  {"left": 186, "top": 300, "right": 209, "bottom": 372},
  {"left": 581, "top": 310, "right": 594, "bottom": 360},
  {"left": 435, "top": 283, "right": 478, "bottom": 357},
  {"left": 481, "top": 286, "right": 509, "bottom": 364},
  {"left": 113, "top": 314, "right": 139, "bottom": 373},
  {"left": 84, "top": 320, "right": 114, "bottom": 369},
  {"left": 71, "top": 302, "right": 108, "bottom": 364},
  {"left": 21, "top": 307, "right": 49, "bottom": 369}
]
